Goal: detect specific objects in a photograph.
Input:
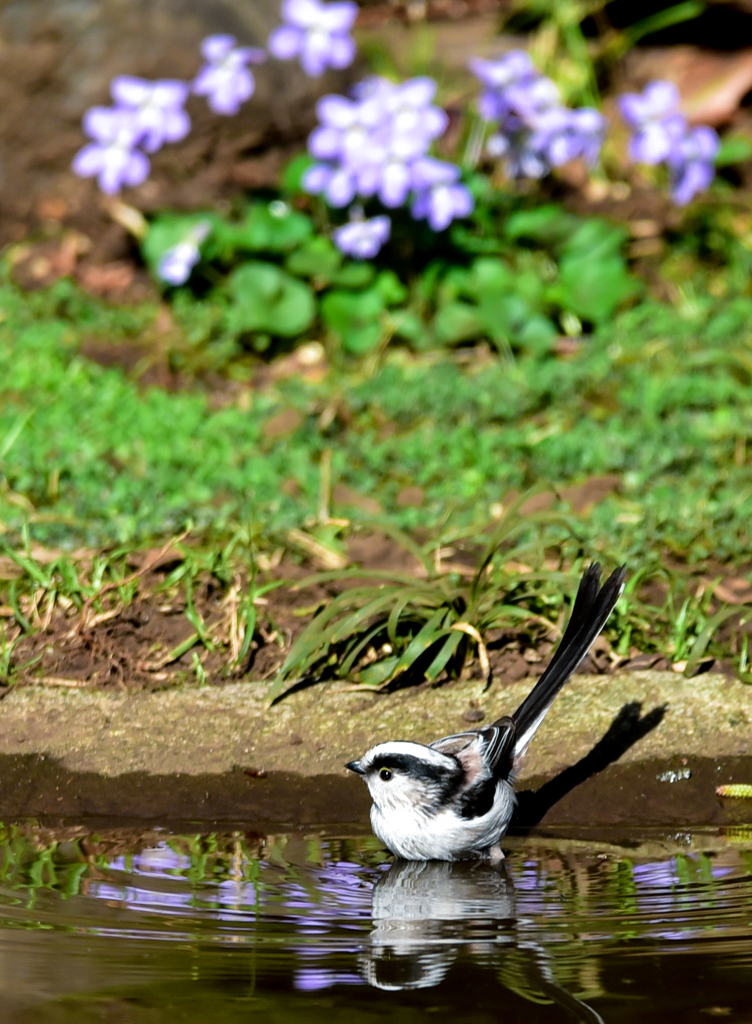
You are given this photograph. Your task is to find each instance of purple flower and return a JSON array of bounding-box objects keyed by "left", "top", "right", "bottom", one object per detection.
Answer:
[
  {"left": 668, "top": 125, "right": 720, "bottom": 205},
  {"left": 530, "top": 106, "right": 607, "bottom": 169},
  {"left": 470, "top": 50, "right": 606, "bottom": 179},
  {"left": 487, "top": 125, "right": 549, "bottom": 179},
  {"left": 332, "top": 213, "right": 391, "bottom": 258},
  {"left": 618, "top": 81, "right": 686, "bottom": 164},
  {"left": 305, "top": 74, "right": 465, "bottom": 228},
  {"left": 506, "top": 74, "right": 561, "bottom": 121},
  {"left": 618, "top": 80, "right": 719, "bottom": 204},
  {"left": 157, "top": 221, "right": 211, "bottom": 286},
  {"left": 469, "top": 51, "right": 538, "bottom": 122},
  {"left": 384, "top": 77, "right": 448, "bottom": 140},
  {"left": 308, "top": 93, "right": 384, "bottom": 166},
  {"left": 71, "top": 107, "right": 150, "bottom": 194},
  {"left": 193, "top": 35, "right": 266, "bottom": 115},
  {"left": 110, "top": 76, "right": 191, "bottom": 152},
  {"left": 268, "top": 0, "right": 357, "bottom": 78},
  {"left": 410, "top": 158, "right": 474, "bottom": 230},
  {"left": 304, "top": 162, "right": 357, "bottom": 206}
]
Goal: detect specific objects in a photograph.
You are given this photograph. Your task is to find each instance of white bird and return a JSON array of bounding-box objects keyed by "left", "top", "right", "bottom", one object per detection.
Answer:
[{"left": 346, "top": 563, "right": 626, "bottom": 862}]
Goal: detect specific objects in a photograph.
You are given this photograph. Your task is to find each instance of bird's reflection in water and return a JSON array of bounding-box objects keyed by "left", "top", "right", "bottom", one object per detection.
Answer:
[
  {"left": 362, "top": 859, "right": 515, "bottom": 990},
  {"left": 362, "top": 859, "right": 604, "bottom": 1024}
]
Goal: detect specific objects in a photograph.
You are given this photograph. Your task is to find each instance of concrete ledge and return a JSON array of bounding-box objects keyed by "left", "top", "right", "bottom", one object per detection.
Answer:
[{"left": 0, "top": 670, "right": 749, "bottom": 779}]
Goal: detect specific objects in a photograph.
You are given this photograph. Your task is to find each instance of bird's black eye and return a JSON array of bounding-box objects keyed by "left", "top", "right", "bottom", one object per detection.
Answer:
[{"left": 379, "top": 768, "right": 393, "bottom": 782}]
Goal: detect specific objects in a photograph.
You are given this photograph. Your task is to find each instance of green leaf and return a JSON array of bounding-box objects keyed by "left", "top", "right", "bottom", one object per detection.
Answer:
[
  {"left": 227, "top": 202, "right": 313, "bottom": 253},
  {"left": 436, "top": 266, "right": 472, "bottom": 305},
  {"left": 389, "top": 309, "right": 426, "bottom": 344},
  {"left": 433, "top": 301, "right": 485, "bottom": 344},
  {"left": 504, "top": 205, "right": 580, "bottom": 248},
  {"left": 269, "top": 586, "right": 383, "bottom": 699},
  {"left": 285, "top": 236, "right": 343, "bottom": 282},
  {"left": 391, "top": 607, "right": 454, "bottom": 678},
  {"left": 464, "top": 257, "right": 516, "bottom": 298},
  {"left": 225, "top": 262, "right": 316, "bottom": 338},
  {"left": 684, "top": 605, "right": 746, "bottom": 677},
  {"left": 514, "top": 314, "right": 558, "bottom": 353},
  {"left": 424, "top": 629, "right": 464, "bottom": 680},
  {"left": 551, "top": 253, "right": 639, "bottom": 323},
  {"left": 328, "top": 590, "right": 405, "bottom": 645},
  {"left": 625, "top": 1, "right": 704, "bottom": 46},
  {"left": 450, "top": 225, "right": 506, "bottom": 255},
  {"left": 321, "top": 288, "right": 385, "bottom": 354},
  {"left": 562, "top": 220, "right": 628, "bottom": 262},
  {"left": 374, "top": 269, "right": 408, "bottom": 306},
  {"left": 476, "top": 292, "right": 533, "bottom": 342},
  {"left": 358, "top": 655, "right": 401, "bottom": 687},
  {"left": 281, "top": 152, "right": 316, "bottom": 193},
  {"left": 535, "top": 218, "right": 638, "bottom": 322},
  {"left": 716, "top": 137, "right": 752, "bottom": 167},
  {"left": 329, "top": 262, "right": 375, "bottom": 289},
  {"left": 339, "top": 620, "right": 391, "bottom": 676}
]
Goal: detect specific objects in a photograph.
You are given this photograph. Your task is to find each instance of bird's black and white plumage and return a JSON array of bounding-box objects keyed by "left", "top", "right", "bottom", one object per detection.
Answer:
[{"left": 345, "top": 563, "right": 626, "bottom": 862}]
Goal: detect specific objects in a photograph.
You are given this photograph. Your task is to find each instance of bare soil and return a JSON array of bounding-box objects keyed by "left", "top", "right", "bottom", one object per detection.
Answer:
[{"left": 5, "top": 528, "right": 672, "bottom": 696}]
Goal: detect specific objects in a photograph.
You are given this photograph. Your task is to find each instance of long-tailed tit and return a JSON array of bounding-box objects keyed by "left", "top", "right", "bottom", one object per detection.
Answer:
[{"left": 346, "top": 563, "right": 626, "bottom": 862}]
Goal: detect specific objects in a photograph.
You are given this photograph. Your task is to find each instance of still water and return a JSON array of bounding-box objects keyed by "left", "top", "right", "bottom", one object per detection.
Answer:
[{"left": 2, "top": 823, "right": 752, "bottom": 1023}]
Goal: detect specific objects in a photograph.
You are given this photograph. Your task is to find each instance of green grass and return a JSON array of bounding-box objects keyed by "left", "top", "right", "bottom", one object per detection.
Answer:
[
  {"left": 3, "top": 270, "right": 752, "bottom": 570},
  {"left": 2, "top": 266, "right": 752, "bottom": 686}
]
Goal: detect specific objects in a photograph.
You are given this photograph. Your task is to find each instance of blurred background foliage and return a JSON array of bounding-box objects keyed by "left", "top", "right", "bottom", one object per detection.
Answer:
[{"left": 4, "top": 0, "right": 752, "bottom": 691}]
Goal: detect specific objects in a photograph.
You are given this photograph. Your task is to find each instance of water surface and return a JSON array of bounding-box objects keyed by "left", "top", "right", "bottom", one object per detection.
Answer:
[{"left": 2, "top": 823, "right": 752, "bottom": 1023}]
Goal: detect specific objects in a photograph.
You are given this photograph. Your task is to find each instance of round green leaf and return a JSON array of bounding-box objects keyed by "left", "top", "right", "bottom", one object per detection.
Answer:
[
  {"left": 330, "top": 262, "right": 375, "bottom": 289},
  {"left": 286, "top": 236, "right": 343, "bottom": 282},
  {"left": 227, "top": 203, "right": 313, "bottom": 254},
  {"left": 321, "top": 288, "right": 385, "bottom": 354},
  {"left": 226, "top": 261, "right": 316, "bottom": 338},
  {"left": 433, "top": 301, "right": 484, "bottom": 344}
]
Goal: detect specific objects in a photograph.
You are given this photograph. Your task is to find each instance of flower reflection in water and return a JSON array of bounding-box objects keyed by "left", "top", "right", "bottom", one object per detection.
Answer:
[{"left": 10, "top": 825, "right": 751, "bottom": 1021}]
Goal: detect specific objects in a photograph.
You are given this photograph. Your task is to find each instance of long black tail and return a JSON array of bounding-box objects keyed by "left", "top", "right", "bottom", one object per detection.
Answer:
[{"left": 506, "top": 563, "right": 626, "bottom": 758}]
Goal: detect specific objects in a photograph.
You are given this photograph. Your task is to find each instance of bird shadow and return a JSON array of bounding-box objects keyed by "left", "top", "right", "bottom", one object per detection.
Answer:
[{"left": 512, "top": 700, "right": 666, "bottom": 829}]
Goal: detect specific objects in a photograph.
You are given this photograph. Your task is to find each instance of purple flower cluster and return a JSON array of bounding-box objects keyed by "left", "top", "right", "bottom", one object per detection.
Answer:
[
  {"left": 72, "top": 35, "right": 265, "bottom": 195},
  {"left": 303, "top": 76, "right": 474, "bottom": 256},
  {"left": 268, "top": 0, "right": 358, "bottom": 77},
  {"left": 469, "top": 50, "right": 606, "bottom": 179},
  {"left": 71, "top": 79, "right": 190, "bottom": 195},
  {"left": 72, "top": 0, "right": 359, "bottom": 198},
  {"left": 618, "top": 81, "right": 720, "bottom": 205}
]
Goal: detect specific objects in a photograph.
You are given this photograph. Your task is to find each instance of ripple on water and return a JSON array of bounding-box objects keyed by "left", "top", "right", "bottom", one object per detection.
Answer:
[{"left": 2, "top": 826, "right": 752, "bottom": 1021}]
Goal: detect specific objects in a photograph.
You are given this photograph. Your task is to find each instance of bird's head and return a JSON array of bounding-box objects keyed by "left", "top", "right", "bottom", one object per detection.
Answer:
[{"left": 346, "top": 741, "right": 462, "bottom": 814}]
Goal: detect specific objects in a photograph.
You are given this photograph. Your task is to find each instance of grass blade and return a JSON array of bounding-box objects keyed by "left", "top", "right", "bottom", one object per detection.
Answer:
[
  {"left": 684, "top": 605, "right": 748, "bottom": 677},
  {"left": 390, "top": 606, "right": 455, "bottom": 680},
  {"left": 424, "top": 629, "right": 464, "bottom": 681}
]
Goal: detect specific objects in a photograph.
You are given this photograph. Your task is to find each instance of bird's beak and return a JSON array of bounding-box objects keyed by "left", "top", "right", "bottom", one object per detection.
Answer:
[{"left": 345, "top": 760, "right": 365, "bottom": 775}]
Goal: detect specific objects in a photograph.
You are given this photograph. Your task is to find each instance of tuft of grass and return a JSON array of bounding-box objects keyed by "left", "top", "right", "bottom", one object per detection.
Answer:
[{"left": 270, "top": 494, "right": 598, "bottom": 700}]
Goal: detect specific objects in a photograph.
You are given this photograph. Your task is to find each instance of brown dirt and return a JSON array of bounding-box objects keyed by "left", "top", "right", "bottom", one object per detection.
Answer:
[{"left": 4, "top": 527, "right": 735, "bottom": 697}]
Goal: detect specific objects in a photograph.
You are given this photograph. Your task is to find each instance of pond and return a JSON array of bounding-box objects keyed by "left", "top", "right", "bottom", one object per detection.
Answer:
[{"left": 2, "top": 821, "right": 752, "bottom": 1023}]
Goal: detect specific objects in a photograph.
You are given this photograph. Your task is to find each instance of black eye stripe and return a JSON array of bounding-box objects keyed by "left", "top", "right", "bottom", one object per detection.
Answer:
[{"left": 368, "top": 752, "right": 461, "bottom": 787}]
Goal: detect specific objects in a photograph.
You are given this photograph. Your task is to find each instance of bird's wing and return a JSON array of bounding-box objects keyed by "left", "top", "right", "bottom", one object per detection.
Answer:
[
  {"left": 429, "top": 732, "right": 480, "bottom": 756},
  {"left": 431, "top": 719, "right": 516, "bottom": 785}
]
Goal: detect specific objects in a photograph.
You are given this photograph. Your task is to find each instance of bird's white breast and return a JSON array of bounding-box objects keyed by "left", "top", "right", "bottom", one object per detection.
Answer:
[{"left": 371, "top": 780, "right": 515, "bottom": 861}]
